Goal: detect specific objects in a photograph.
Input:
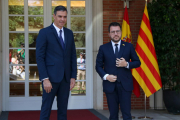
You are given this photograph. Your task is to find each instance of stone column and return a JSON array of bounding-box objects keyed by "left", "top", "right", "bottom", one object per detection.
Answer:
[
  {"left": 92, "top": 0, "right": 103, "bottom": 109},
  {"left": 150, "top": 89, "right": 165, "bottom": 109},
  {"left": 0, "top": 0, "right": 3, "bottom": 115}
]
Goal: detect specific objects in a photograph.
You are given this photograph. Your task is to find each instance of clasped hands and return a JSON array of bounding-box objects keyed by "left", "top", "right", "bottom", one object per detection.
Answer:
[
  {"left": 116, "top": 57, "right": 127, "bottom": 67},
  {"left": 106, "top": 57, "right": 127, "bottom": 82}
]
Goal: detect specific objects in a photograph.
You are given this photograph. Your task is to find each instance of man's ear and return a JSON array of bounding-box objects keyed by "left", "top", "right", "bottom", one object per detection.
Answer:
[
  {"left": 53, "top": 14, "right": 55, "bottom": 19},
  {"left": 108, "top": 33, "right": 110, "bottom": 37}
]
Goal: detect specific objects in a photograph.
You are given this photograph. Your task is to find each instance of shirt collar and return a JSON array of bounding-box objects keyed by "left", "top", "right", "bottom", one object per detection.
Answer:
[
  {"left": 53, "top": 23, "right": 64, "bottom": 33},
  {"left": 111, "top": 40, "right": 121, "bottom": 47}
]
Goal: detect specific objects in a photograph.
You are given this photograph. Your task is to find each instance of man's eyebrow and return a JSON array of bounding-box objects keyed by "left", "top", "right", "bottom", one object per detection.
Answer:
[{"left": 57, "top": 15, "right": 67, "bottom": 17}]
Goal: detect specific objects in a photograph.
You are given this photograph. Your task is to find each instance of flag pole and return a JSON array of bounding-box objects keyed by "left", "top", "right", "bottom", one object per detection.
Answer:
[
  {"left": 125, "top": 0, "right": 127, "bottom": 8},
  {"left": 138, "top": 94, "right": 152, "bottom": 119}
]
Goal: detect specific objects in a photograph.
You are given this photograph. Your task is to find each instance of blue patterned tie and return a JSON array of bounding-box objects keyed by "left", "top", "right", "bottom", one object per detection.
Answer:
[
  {"left": 115, "top": 44, "right": 118, "bottom": 58},
  {"left": 59, "top": 30, "right": 65, "bottom": 50}
]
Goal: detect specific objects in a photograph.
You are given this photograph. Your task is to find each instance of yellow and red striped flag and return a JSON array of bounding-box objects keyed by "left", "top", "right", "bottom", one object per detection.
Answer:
[
  {"left": 132, "top": 5, "right": 162, "bottom": 97},
  {"left": 121, "top": 5, "right": 140, "bottom": 97}
]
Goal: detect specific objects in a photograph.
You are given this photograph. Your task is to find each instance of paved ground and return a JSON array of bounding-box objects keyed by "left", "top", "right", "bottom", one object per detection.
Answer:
[{"left": 96, "top": 109, "right": 180, "bottom": 120}]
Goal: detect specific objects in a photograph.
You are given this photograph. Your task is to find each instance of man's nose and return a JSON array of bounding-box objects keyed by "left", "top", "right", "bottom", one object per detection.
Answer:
[
  {"left": 114, "top": 31, "right": 118, "bottom": 35},
  {"left": 61, "top": 17, "right": 65, "bottom": 21}
]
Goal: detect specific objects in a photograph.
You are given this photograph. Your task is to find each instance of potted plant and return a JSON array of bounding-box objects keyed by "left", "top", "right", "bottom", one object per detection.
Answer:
[{"left": 148, "top": 0, "right": 180, "bottom": 114}]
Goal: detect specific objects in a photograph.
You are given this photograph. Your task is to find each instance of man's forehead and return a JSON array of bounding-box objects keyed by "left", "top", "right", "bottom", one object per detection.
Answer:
[
  {"left": 110, "top": 26, "right": 121, "bottom": 30},
  {"left": 56, "top": 11, "right": 67, "bottom": 16}
]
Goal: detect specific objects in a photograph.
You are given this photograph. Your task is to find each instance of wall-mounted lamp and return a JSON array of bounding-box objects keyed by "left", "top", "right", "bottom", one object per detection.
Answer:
[{"left": 121, "top": 0, "right": 132, "bottom": 8}]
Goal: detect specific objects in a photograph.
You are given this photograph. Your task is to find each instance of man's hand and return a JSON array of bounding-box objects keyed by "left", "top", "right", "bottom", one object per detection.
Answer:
[
  {"left": 106, "top": 75, "right": 117, "bottom": 82},
  {"left": 70, "top": 78, "right": 75, "bottom": 91},
  {"left": 43, "top": 79, "right": 52, "bottom": 93},
  {"left": 116, "top": 57, "right": 127, "bottom": 67}
]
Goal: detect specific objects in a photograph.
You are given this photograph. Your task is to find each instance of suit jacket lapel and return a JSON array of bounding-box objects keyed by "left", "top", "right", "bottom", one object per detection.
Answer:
[
  {"left": 50, "top": 24, "right": 64, "bottom": 50},
  {"left": 64, "top": 27, "right": 68, "bottom": 52},
  {"left": 118, "top": 41, "right": 125, "bottom": 58},
  {"left": 107, "top": 42, "right": 116, "bottom": 60}
]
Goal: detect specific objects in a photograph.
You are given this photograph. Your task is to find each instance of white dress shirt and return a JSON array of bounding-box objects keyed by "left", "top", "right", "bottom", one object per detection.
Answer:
[
  {"left": 53, "top": 23, "right": 65, "bottom": 43},
  {"left": 103, "top": 40, "right": 129, "bottom": 80},
  {"left": 111, "top": 40, "right": 121, "bottom": 53}
]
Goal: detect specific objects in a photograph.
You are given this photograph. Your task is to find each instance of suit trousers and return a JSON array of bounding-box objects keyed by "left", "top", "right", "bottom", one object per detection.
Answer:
[
  {"left": 105, "top": 81, "right": 132, "bottom": 120},
  {"left": 40, "top": 78, "right": 70, "bottom": 120}
]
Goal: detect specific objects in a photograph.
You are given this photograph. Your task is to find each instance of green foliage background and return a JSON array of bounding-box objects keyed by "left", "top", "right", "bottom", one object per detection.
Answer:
[{"left": 148, "top": 0, "right": 180, "bottom": 91}]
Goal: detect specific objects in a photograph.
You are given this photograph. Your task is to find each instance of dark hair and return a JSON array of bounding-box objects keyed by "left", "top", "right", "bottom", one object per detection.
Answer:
[
  {"left": 54, "top": 5, "right": 67, "bottom": 15},
  {"left": 108, "top": 22, "right": 121, "bottom": 33}
]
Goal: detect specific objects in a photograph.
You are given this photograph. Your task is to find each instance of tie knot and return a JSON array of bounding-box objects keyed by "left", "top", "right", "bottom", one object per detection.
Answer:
[
  {"left": 59, "top": 30, "right": 62, "bottom": 37},
  {"left": 59, "top": 30, "right": 62, "bottom": 34},
  {"left": 115, "top": 44, "right": 118, "bottom": 47}
]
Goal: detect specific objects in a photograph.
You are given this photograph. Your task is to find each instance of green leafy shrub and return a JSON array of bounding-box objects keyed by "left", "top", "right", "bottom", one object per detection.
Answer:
[{"left": 148, "top": 0, "right": 180, "bottom": 91}]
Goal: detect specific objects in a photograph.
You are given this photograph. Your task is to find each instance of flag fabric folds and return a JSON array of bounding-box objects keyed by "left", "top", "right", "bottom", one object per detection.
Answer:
[
  {"left": 121, "top": 6, "right": 132, "bottom": 43},
  {"left": 132, "top": 5, "right": 162, "bottom": 97},
  {"left": 121, "top": 5, "right": 140, "bottom": 97}
]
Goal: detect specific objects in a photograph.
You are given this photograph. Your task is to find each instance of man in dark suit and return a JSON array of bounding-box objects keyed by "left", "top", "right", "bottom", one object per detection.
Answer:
[
  {"left": 96, "top": 22, "right": 141, "bottom": 120},
  {"left": 36, "top": 6, "right": 77, "bottom": 120}
]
